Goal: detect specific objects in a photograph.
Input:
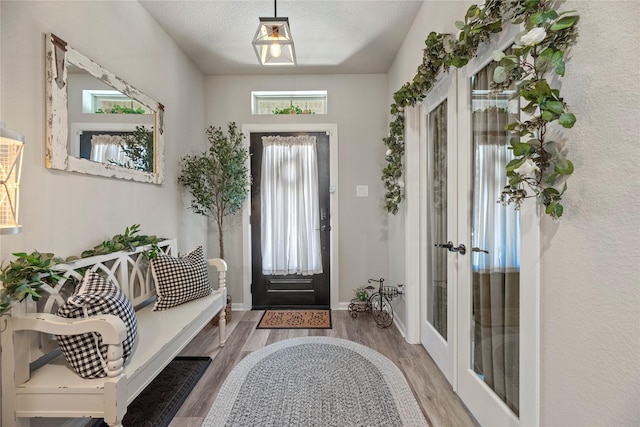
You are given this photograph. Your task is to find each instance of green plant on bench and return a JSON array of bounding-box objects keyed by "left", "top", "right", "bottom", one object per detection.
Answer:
[
  {"left": 0, "top": 224, "right": 163, "bottom": 315},
  {"left": 0, "top": 251, "right": 63, "bottom": 314}
]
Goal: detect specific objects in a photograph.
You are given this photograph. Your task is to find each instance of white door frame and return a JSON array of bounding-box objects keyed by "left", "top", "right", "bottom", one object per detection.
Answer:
[{"left": 241, "top": 123, "right": 340, "bottom": 310}]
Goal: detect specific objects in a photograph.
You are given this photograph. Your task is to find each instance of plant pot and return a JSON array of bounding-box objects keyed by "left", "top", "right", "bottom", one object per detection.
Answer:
[{"left": 212, "top": 295, "right": 232, "bottom": 326}]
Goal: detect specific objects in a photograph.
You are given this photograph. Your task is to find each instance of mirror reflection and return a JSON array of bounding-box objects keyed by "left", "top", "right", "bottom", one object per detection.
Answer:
[
  {"left": 67, "top": 64, "right": 155, "bottom": 173},
  {"left": 45, "top": 33, "right": 164, "bottom": 184}
]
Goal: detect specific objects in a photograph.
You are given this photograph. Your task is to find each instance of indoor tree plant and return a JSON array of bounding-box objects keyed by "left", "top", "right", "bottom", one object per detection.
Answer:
[
  {"left": 109, "top": 125, "right": 155, "bottom": 173},
  {"left": 178, "top": 122, "right": 250, "bottom": 259}
]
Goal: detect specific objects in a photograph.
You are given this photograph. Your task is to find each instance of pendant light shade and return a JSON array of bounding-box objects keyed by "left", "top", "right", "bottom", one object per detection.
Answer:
[{"left": 252, "top": 1, "right": 296, "bottom": 66}]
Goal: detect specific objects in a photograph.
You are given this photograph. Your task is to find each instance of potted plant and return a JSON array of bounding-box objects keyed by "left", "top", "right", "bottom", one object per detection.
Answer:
[
  {"left": 178, "top": 122, "right": 250, "bottom": 259},
  {"left": 354, "top": 287, "right": 370, "bottom": 305}
]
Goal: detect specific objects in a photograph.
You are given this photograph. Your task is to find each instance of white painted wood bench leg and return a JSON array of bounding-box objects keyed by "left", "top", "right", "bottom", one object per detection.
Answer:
[{"left": 103, "top": 379, "right": 127, "bottom": 427}]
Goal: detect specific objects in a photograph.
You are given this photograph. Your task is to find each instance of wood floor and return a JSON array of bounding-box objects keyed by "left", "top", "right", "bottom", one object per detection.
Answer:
[{"left": 170, "top": 310, "right": 478, "bottom": 427}]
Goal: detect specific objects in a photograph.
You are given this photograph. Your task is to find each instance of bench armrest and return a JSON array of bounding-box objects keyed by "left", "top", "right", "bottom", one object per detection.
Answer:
[
  {"left": 10, "top": 312, "right": 128, "bottom": 378},
  {"left": 11, "top": 312, "right": 127, "bottom": 344},
  {"left": 208, "top": 258, "right": 227, "bottom": 292}
]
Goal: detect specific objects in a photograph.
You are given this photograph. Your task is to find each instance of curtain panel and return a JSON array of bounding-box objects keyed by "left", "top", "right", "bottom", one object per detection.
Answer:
[{"left": 90, "top": 134, "right": 128, "bottom": 165}]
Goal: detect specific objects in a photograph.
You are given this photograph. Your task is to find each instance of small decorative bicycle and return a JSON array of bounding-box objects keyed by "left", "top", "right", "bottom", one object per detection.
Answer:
[{"left": 348, "top": 277, "right": 400, "bottom": 328}]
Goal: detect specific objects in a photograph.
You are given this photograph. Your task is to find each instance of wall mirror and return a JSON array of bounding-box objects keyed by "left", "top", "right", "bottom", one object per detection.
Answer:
[{"left": 45, "top": 33, "right": 164, "bottom": 184}]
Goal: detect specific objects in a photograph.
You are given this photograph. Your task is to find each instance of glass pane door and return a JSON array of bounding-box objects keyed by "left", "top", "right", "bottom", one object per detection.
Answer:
[
  {"left": 419, "top": 70, "right": 457, "bottom": 385},
  {"left": 427, "top": 99, "right": 448, "bottom": 339},
  {"left": 469, "top": 56, "right": 521, "bottom": 416}
]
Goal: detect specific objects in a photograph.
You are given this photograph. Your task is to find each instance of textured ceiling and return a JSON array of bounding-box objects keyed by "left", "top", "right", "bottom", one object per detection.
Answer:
[{"left": 139, "top": 0, "right": 424, "bottom": 75}]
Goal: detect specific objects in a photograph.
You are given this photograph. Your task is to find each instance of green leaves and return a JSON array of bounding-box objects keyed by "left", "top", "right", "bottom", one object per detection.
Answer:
[
  {"left": 178, "top": 122, "right": 250, "bottom": 258},
  {"left": 494, "top": 66, "right": 507, "bottom": 83},
  {"left": 0, "top": 225, "right": 165, "bottom": 315},
  {"left": 551, "top": 15, "right": 578, "bottom": 32},
  {"left": 559, "top": 112, "right": 577, "bottom": 128},
  {"left": 109, "top": 126, "right": 154, "bottom": 172},
  {"left": 382, "top": 0, "right": 579, "bottom": 219},
  {"left": 80, "top": 224, "right": 161, "bottom": 258},
  {"left": 0, "top": 250, "right": 63, "bottom": 314},
  {"left": 542, "top": 184, "right": 567, "bottom": 218}
]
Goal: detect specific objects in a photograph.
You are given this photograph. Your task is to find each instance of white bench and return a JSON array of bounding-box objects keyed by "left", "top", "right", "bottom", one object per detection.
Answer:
[{"left": 1, "top": 239, "right": 227, "bottom": 427}]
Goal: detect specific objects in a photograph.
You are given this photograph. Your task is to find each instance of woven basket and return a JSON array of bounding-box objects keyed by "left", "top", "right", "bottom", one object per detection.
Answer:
[{"left": 212, "top": 295, "right": 232, "bottom": 326}]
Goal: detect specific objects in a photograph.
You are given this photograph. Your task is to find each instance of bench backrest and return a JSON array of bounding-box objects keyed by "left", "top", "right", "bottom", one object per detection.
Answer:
[{"left": 13, "top": 239, "right": 177, "bottom": 366}]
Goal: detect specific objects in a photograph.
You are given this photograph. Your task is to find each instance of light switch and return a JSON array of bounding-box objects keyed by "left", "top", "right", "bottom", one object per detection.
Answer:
[{"left": 356, "top": 185, "right": 368, "bottom": 197}]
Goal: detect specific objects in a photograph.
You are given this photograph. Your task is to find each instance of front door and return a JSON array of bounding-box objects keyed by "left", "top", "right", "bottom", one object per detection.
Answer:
[{"left": 250, "top": 132, "right": 331, "bottom": 309}]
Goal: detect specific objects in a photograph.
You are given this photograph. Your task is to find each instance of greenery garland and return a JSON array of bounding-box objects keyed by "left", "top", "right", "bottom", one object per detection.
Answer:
[
  {"left": 382, "top": 0, "right": 579, "bottom": 218},
  {"left": 0, "top": 224, "right": 162, "bottom": 314}
]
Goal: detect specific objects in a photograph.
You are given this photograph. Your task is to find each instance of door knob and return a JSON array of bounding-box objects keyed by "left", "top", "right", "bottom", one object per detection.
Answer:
[
  {"left": 435, "top": 241, "right": 454, "bottom": 250},
  {"left": 434, "top": 241, "right": 466, "bottom": 255}
]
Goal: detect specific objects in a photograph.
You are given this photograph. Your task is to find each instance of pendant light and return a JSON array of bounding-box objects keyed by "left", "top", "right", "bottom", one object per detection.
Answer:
[{"left": 252, "top": 0, "right": 296, "bottom": 66}]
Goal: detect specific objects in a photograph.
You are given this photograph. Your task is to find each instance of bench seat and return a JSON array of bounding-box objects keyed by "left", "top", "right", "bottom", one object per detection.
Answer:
[{"left": 1, "top": 239, "right": 227, "bottom": 426}]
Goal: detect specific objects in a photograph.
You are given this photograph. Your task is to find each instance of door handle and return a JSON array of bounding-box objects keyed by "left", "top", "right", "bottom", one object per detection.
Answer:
[
  {"left": 434, "top": 241, "right": 466, "bottom": 255},
  {"left": 316, "top": 225, "right": 331, "bottom": 231},
  {"left": 435, "top": 241, "right": 454, "bottom": 250},
  {"left": 472, "top": 247, "right": 489, "bottom": 254}
]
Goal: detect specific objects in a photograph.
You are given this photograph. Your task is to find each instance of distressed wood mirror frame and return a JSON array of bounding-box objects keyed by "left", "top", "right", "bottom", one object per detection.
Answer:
[{"left": 45, "top": 33, "right": 165, "bottom": 184}]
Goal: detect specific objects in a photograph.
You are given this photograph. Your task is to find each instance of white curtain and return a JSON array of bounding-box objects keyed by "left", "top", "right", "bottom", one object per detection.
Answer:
[
  {"left": 261, "top": 135, "right": 323, "bottom": 276},
  {"left": 90, "top": 134, "right": 128, "bottom": 165}
]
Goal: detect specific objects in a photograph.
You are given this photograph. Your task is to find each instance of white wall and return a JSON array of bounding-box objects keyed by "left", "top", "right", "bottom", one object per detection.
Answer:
[
  {"left": 539, "top": 1, "right": 640, "bottom": 425},
  {"left": 0, "top": 1, "right": 207, "bottom": 261},
  {"left": 0, "top": 1, "right": 207, "bottom": 424},
  {"left": 387, "top": 0, "right": 640, "bottom": 425},
  {"left": 204, "top": 74, "right": 389, "bottom": 306}
]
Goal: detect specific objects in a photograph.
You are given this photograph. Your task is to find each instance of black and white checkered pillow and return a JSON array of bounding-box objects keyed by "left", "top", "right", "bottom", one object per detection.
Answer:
[
  {"left": 56, "top": 271, "right": 138, "bottom": 379},
  {"left": 150, "top": 246, "right": 212, "bottom": 311}
]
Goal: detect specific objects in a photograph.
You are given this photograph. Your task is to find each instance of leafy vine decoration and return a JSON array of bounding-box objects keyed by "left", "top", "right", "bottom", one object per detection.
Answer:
[
  {"left": 0, "top": 224, "right": 163, "bottom": 314},
  {"left": 382, "top": 0, "right": 579, "bottom": 218}
]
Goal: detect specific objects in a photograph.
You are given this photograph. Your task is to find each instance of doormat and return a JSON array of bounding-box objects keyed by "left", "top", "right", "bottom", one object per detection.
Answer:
[
  {"left": 257, "top": 309, "right": 332, "bottom": 329},
  {"left": 92, "top": 356, "right": 211, "bottom": 427}
]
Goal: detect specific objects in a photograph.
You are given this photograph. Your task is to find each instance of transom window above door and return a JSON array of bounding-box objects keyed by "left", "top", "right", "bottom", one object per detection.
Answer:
[{"left": 251, "top": 91, "right": 327, "bottom": 115}]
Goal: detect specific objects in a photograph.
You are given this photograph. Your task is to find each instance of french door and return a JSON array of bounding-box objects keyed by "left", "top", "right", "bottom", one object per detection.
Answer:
[
  {"left": 419, "top": 70, "right": 458, "bottom": 384},
  {"left": 418, "top": 28, "right": 539, "bottom": 426}
]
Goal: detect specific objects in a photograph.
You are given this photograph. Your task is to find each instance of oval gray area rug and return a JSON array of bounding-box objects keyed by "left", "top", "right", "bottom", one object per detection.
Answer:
[{"left": 203, "top": 336, "right": 427, "bottom": 426}]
